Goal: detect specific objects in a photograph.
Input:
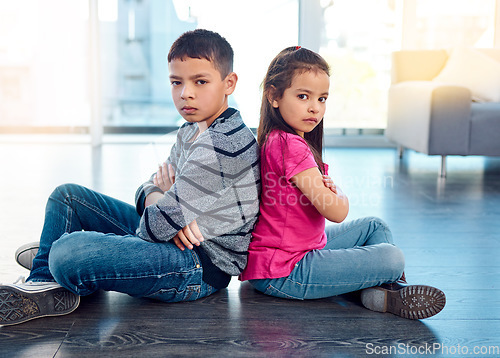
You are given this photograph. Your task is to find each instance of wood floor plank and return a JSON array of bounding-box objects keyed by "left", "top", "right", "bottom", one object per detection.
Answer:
[{"left": 0, "top": 325, "right": 71, "bottom": 357}]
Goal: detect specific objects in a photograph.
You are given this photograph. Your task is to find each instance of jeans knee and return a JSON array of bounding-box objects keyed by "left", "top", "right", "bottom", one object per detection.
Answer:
[
  {"left": 380, "top": 243, "right": 405, "bottom": 277},
  {"left": 51, "top": 183, "right": 79, "bottom": 201},
  {"left": 367, "top": 216, "right": 393, "bottom": 243},
  {"left": 49, "top": 232, "right": 85, "bottom": 286},
  {"left": 367, "top": 216, "right": 389, "bottom": 231}
]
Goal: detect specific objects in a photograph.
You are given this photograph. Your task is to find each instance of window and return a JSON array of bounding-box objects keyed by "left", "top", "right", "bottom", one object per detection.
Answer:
[
  {"left": 1, "top": 0, "right": 497, "bottom": 136},
  {"left": 100, "top": 0, "right": 299, "bottom": 131},
  {"left": 0, "top": 1, "right": 89, "bottom": 130},
  {"left": 405, "top": 0, "right": 496, "bottom": 49},
  {"left": 319, "top": 0, "right": 401, "bottom": 129},
  {"left": 0, "top": 0, "right": 298, "bottom": 133},
  {"left": 318, "top": 0, "right": 497, "bottom": 130}
]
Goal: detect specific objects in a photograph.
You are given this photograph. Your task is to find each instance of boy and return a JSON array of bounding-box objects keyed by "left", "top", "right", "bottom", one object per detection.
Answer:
[{"left": 0, "top": 29, "right": 260, "bottom": 326}]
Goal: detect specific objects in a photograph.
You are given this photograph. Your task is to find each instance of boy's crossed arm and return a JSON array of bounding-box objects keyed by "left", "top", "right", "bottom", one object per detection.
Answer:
[
  {"left": 136, "top": 132, "right": 258, "bottom": 250},
  {"left": 146, "top": 162, "right": 204, "bottom": 251}
]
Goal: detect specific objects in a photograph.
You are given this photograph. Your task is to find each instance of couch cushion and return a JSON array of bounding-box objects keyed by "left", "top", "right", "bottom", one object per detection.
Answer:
[
  {"left": 469, "top": 103, "right": 500, "bottom": 155},
  {"left": 433, "top": 46, "right": 500, "bottom": 103},
  {"left": 392, "top": 50, "right": 448, "bottom": 83}
]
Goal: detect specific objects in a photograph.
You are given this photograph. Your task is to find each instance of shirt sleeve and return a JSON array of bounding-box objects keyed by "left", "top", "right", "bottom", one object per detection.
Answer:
[
  {"left": 267, "top": 133, "right": 319, "bottom": 181},
  {"left": 134, "top": 124, "right": 188, "bottom": 216},
  {"left": 134, "top": 140, "right": 181, "bottom": 216},
  {"left": 134, "top": 172, "right": 163, "bottom": 216}
]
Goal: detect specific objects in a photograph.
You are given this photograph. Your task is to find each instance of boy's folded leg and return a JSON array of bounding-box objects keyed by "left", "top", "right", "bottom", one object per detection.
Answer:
[{"left": 0, "top": 281, "right": 79, "bottom": 326}]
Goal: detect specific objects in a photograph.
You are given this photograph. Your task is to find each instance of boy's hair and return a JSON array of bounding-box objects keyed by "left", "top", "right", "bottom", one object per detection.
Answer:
[
  {"left": 168, "top": 29, "right": 234, "bottom": 79},
  {"left": 258, "top": 46, "right": 330, "bottom": 173}
]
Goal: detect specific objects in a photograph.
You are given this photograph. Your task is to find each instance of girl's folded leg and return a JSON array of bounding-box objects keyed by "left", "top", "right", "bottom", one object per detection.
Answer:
[
  {"left": 323, "top": 216, "right": 394, "bottom": 250},
  {"left": 250, "top": 242, "right": 405, "bottom": 300},
  {"left": 250, "top": 230, "right": 446, "bottom": 319}
]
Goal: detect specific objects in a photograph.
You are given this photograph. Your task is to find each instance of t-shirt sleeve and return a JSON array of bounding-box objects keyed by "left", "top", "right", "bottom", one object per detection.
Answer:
[{"left": 267, "top": 133, "right": 319, "bottom": 181}]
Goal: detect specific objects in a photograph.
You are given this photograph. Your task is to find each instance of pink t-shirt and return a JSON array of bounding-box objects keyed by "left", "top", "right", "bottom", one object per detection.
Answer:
[{"left": 240, "top": 130, "right": 328, "bottom": 281}]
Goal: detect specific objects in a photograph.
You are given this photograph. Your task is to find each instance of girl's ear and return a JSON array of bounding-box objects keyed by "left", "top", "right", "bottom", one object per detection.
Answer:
[{"left": 267, "top": 86, "right": 279, "bottom": 108}]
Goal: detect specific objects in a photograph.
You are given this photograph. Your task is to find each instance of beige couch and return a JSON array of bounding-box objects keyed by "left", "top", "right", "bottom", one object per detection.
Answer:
[{"left": 386, "top": 48, "right": 500, "bottom": 177}]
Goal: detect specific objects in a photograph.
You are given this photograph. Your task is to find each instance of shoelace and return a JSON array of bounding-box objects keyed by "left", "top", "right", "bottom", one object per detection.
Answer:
[{"left": 398, "top": 272, "right": 407, "bottom": 284}]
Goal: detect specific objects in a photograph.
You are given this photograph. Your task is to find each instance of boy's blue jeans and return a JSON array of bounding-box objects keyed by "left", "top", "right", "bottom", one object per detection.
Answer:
[
  {"left": 249, "top": 217, "right": 405, "bottom": 300},
  {"left": 27, "top": 184, "right": 218, "bottom": 302}
]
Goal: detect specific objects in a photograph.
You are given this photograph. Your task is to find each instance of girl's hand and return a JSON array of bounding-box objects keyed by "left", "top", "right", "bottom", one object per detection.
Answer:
[
  {"left": 153, "top": 163, "right": 175, "bottom": 192},
  {"left": 322, "top": 175, "right": 338, "bottom": 194},
  {"left": 291, "top": 168, "right": 349, "bottom": 223}
]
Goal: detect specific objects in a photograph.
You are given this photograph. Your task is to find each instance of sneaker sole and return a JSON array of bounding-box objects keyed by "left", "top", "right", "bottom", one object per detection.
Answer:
[
  {"left": 385, "top": 285, "right": 446, "bottom": 319},
  {"left": 0, "top": 286, "right": 80, "bottom": 326}
]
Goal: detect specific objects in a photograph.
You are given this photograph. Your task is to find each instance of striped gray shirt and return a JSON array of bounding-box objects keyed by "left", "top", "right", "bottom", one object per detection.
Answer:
[{"left": 135, "top": 108, "right": 260, "bottom": 275}]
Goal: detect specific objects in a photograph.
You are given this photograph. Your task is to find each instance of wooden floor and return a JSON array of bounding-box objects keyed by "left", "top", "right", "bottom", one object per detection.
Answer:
[{"left": 1, "top": 135, "right": 500, "bottom": 357}]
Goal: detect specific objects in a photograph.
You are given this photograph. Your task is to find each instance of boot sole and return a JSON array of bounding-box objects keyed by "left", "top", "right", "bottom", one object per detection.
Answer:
[
  {"left": 385, "top": 285, "right": 446, "bottom": 319},
  {"left": 0, "top": 286, "right": 80, "bottom": 326}
]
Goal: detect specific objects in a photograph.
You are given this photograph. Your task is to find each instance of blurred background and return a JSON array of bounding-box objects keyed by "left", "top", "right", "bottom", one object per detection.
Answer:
[{"left": 0, "top": 0, "right": 498, "bottom": 142}]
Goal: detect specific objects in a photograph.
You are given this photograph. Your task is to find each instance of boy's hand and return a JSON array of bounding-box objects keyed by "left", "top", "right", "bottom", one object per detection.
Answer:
[
  {"left": 322, "top": 175, "right": 338, "bottom": 194},
  {"left": 173, "top": 220, "right": 205, "bottom": 251},
  {"left": 154, "top": 163, "right": 175, "bottom": 192}
]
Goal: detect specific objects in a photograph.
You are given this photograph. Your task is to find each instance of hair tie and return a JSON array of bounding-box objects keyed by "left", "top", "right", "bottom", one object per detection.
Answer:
[{"left": 295, "top": 46, "right": 301, "bottom": 50}]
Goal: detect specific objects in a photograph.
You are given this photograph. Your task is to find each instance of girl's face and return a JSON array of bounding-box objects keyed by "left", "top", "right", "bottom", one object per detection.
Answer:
[{"left": 272, "top": 70, "right": 329, "bottom": 138}]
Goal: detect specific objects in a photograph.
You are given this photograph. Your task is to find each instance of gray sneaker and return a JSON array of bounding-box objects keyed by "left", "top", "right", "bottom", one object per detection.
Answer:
[
  {"left": 0, "top": 281, "right": 80, "bottom": 326},
  {"left": 15, "top": 242, "right": 39, "bottom": 271}
]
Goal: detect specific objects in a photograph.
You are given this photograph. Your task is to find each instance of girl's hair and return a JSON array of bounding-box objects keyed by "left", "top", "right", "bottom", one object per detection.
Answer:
[{"left": 258, "top": 46, "right": 330, "bottom": 173}]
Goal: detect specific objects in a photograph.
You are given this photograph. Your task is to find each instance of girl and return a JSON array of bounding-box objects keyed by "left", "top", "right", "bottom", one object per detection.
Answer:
[{"left": 239, "top": 47, "right": 446, "bottom": 320}]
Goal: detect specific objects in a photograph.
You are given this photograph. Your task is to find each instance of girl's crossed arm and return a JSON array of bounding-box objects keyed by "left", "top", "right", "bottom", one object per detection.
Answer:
[{"left": 291, "top": 167, "right": 349, "bottom": 223}]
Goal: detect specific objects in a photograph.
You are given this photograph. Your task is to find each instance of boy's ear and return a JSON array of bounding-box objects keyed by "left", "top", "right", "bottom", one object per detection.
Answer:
[{"left": 224, "top": 72, "right": 238, "bottom": 95}]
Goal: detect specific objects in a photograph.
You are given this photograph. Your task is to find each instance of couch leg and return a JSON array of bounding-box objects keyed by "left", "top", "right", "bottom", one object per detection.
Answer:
[
  {"left": 439, "top": 156, "right": 447, "bottom": 178},
  {"left": 398, "top": 145, "right": 404, "bottom": 159}
]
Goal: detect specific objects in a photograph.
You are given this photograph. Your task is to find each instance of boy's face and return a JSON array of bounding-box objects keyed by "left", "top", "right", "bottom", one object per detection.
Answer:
[{"left": 168, "top": 57, "right": 237, "bottom": 129}]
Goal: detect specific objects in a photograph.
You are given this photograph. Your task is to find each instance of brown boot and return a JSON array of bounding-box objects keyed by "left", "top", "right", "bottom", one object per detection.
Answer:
[{"left": 360, "top": 276, "right": 445, "bottom": 320}]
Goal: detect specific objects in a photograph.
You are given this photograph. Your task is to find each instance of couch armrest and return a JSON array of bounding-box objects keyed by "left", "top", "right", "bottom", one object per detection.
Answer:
[
  {"left": 386, "top": 81, "right": 472, "bottom": 155},
  {"left": 428, "top": 85, "right": 472, "bottom": 155}
]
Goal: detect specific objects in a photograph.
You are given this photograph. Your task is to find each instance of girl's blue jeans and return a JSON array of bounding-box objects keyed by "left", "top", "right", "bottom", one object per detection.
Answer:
[
  {"left": 249, "top": 217, "right": 405, "bottom": 300},
  {"left": 27, "top": 184, "right": 218, "bottom": 302}
]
